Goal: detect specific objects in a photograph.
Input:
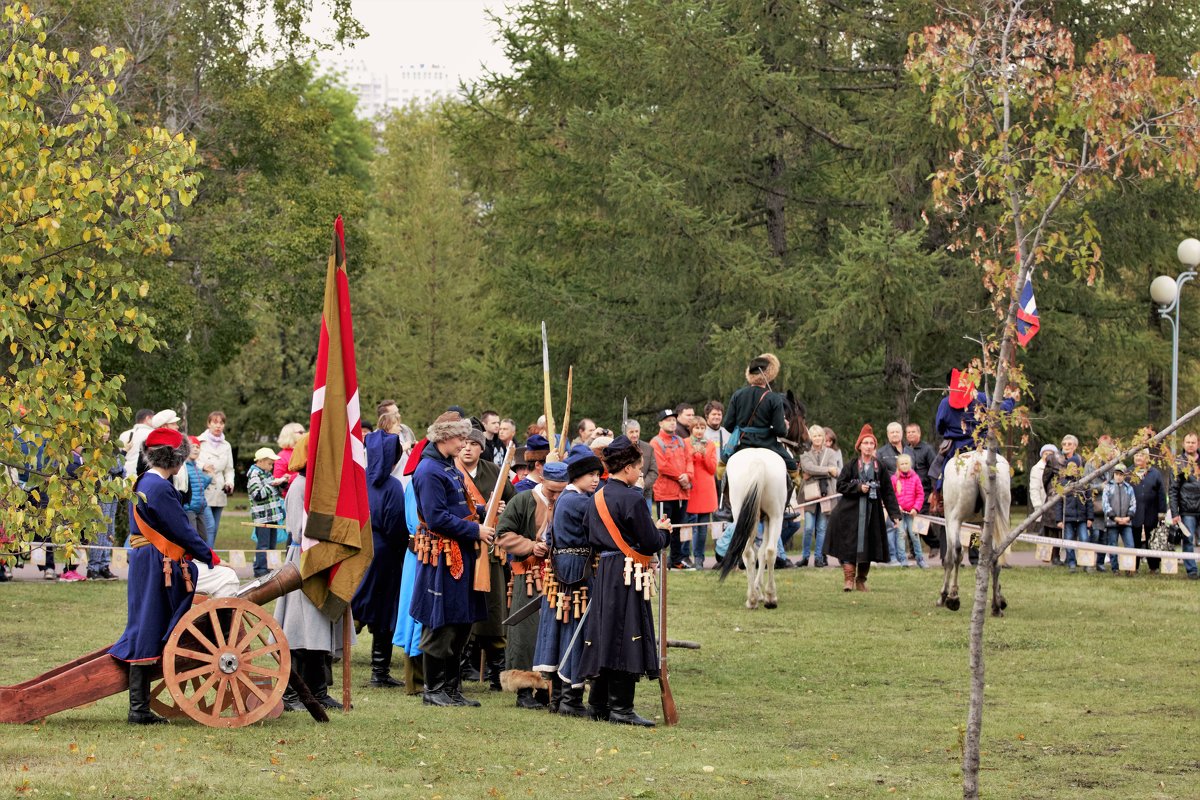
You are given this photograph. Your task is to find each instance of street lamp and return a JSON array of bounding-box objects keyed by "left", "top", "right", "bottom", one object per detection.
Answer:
[{"left": 1151, "top": 237, "right": 1200, "bottom": 426}]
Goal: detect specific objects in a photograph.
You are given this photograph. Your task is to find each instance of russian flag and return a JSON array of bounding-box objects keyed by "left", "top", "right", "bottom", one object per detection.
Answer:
[{"left": 1016, "top": 277, "right": 1040, "bottom": 347}]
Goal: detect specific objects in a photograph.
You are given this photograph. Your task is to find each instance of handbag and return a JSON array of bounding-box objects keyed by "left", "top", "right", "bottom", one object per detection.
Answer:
[
  {"left": 721, "top": 389, "right": 770, "bottom": 462},
  {"left": 1150, "top": 498, "right": 1182, "bottom": 550},
  {"left": 803, "top": 482, "right": 821, "bottom": 502}
]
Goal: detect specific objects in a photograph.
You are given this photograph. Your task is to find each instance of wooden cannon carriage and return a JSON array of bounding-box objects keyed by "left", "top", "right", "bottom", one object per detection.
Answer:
[{"left": 0, "top": 564, "right": 302, "bottom": 728}]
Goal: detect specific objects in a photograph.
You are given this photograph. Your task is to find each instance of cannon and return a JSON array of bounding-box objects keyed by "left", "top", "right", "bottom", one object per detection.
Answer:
[{"left": 0, "top": 564, "right": 303, "bottom": 728}]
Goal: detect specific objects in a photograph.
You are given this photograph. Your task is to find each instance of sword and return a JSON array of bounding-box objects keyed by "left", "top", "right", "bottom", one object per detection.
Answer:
[
  {"left": 622, "top": 396, "right": 628, "bottom": 431},
  {"left": 557, "top": 598, "right": 591, "bottom": 673},
  {"left": 502, "top": 593, "right": 543, "bottom": 626}
]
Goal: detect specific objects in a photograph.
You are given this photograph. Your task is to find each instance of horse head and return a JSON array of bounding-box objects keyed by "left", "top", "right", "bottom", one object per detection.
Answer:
[{"left": 782, "top": 390, "right": 811, "bottom": 455}]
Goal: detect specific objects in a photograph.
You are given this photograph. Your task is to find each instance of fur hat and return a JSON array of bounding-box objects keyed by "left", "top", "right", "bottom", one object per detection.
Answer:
[
  {"left": 426, "top": 411, "right": 472, "bottom": 443},
  {"left": 746, "top": 353, "right": 780, "bottom": 384},
  {"left": 855, "top": 423, "right": 876, "bottom": 451},
  {"left": 499, "top": 669, "right": 550, "bottom": 693},
  {"left": 566, "top": 444, "right": 604, "bottom": 482},
  {"left": 602, "top": 435, "right": 643, "bottom": 474},
  {"left": 524, "top": 434, "right": 551, "bottom": 463},
  {"left": 464, "top": 427, "right": 486, "bottom": 447}
]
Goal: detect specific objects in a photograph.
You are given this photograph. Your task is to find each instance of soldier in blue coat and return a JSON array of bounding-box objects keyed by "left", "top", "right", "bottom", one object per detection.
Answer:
[
  {"left": 109, "top": 427, "right": 218, "bottom": 725},
  {"left": 532, "top": 445, "right": 603, "bottom": 717},
  {"left": 351, "top": 428, "right": 407, "bottom": 688},
  {"left": 577, "top": 436, "right": 671, "bottom": 727},
  {"left": 410, "top": 412, "right": 496, "bottom": 707}
]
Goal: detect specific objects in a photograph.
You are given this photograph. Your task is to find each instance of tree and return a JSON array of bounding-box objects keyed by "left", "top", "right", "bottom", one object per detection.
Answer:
[
  {"left": 356, "top": 104, "right": 491, "bottom": 424},
  {"left": 0, "top": 4, "right": 199, "bottom": 544},
  {"left": 909, "top": 2, "right": 1200, "bottom": 795}
]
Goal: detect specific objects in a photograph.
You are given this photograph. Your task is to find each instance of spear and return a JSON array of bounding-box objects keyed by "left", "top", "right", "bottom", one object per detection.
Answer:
[
  {"left": 622, "top": 396, "right": 629, "bottom": 432},
  {"left": 542, "top": 321, "right": 559, "bottom": 462},
  {"left": 558, "top": 365, "right": 574, "bottom": 459}
]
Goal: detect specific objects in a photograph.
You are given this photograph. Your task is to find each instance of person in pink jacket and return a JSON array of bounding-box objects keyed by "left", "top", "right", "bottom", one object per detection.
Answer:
[{"left": 891, "top": 454, "right": 928, "bottom": 567}]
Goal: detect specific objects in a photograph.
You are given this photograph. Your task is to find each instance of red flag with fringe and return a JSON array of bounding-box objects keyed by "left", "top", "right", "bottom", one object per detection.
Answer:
[{"left": 302, "top": 216, "right": 373, "bottom": 619}]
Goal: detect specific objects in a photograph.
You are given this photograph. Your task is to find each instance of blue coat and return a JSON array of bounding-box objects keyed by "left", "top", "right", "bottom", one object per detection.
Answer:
[
  {"left": 110, "top": 472, "right": 215, "bottom": 662},
  {"left": 351, "top": 431, "right": 407, "bottom": 634},
  {"left": 409, "top": 445, "right": 487, "bottom": 629},
  {"left": 935, "top": 393, "right": 1016, "bottom": 457}
]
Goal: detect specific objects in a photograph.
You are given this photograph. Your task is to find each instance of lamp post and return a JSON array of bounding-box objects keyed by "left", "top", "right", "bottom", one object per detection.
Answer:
[{"left": 1151, "top": 238, "right": 1200, "bottom": 427}]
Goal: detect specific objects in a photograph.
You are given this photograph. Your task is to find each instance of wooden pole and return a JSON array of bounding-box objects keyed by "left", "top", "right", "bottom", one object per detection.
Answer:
[
  {"left": 342, "top": 611, "right": 352, "bottom": 713},
  {"left": 559, "top": 365, "right": 574, "bottom": 459},
  {"left": 541, "top": 321, "right": 557, "bottom": 459}
]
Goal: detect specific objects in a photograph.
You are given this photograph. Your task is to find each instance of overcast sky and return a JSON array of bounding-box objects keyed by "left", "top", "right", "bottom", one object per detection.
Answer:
[{"left": 312, "top": 0, "right": 514, "bottom": 88}]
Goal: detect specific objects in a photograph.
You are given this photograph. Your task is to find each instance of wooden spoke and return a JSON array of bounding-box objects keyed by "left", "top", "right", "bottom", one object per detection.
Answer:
[
  {"left": 227, "top": 606, "right": 245, "bottom": 649},
  {"left": 240, "top": 642, "right": 283, "bottom": 662},
  {"left": 172, "top": 647, "right": 213, "bottom": 663},
  {"left": 241, "top": 661, "right": 283, "bottom": 678},
  {"left": 235, "top": 671, "right": 269, "bottom": 703},
  {"left": 211, "top": 675, "right": 229, "bottom": 715},
  {"left": 230, "top": 678, "right": 248, "bottom": 717},
  {"left": 174, "top": 663, "right": 216, "bottom": 684},
  {"left": 208, "top": 607, "right": 226, "bottom": 650},
  {"left": 233, "top": 617, "right": 270, "bottom": 653},
  {"left": 184, "top": 621, "right": 219, "bottom": 655}
]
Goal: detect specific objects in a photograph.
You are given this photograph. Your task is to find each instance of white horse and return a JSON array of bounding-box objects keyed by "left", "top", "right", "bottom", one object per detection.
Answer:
[
  {"left": 718, "top": 448, "right": 790, "bottom": 610},
  {"left": 937, "top": 449, "right": 1011, "bottom": 616}
]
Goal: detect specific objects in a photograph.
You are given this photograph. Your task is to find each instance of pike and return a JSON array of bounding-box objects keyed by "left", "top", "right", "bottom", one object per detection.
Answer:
[
  {"left": 541, "top": 321, "right": 558, "bottom": 462},
  {"left": 472, "top": 442, "right": 517, "bottom": 593},
  {"left": 558, "top": 365, "right": 574, "bottom": 459},
  {"left": 622, "top": 396, "right": 628, "bottom": 431}
]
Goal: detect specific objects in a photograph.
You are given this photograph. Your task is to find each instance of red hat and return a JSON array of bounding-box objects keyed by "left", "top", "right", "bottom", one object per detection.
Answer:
[
  {"left": 948, "top": 368, "right": 977, "bottom": 410},
  {"left": 145, "top": 427, "right": 184, "bottom": 449},
  {"left": 188, "top": 435, "right": 201, "bottom": 446},
  {"left": 855, "top": 424, "right": 875, "bottom": 451}
]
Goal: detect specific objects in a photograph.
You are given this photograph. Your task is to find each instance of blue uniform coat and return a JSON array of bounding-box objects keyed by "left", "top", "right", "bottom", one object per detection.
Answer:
[
  {"left": 110, "top": 472, "right": 214, "bottom": 663},
  {"left": 409, "top": 445, "right": 487, "bottom": 629},
  {"left": 577, "top": 478, "right": 668, "bottom": 679},
  {"left": 532, "top": 486, "right": 593, "bottom": 684},
  {"left": 351, "top": 431, "right": 407, "bottom": 634}
]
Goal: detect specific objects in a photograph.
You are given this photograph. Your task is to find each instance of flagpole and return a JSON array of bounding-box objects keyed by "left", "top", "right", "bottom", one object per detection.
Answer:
[{"left": 342, "top": 611, "right": 352, "bottom": 713}]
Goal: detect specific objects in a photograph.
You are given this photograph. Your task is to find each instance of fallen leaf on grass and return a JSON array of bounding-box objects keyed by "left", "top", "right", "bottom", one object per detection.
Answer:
[
  {"left": 69, "top": 742, "right": 79, "bottom": 753},
  {"left": 702, "top": 766, "right": 714, "bottom": 773}
]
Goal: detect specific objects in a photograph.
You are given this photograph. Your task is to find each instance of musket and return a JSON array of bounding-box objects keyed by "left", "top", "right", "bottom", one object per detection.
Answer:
[
  {"left": 558, "top": 365, "right": 574, "bottom": 459},
  {"left": 473, "top": 443, "right": 517, "bottom": 593},
  {"left": 658, "top": 551, "right": 680, "bottom": 726},
  {"left": 541, "top": 321, "right": 559, "bottom": 462}
]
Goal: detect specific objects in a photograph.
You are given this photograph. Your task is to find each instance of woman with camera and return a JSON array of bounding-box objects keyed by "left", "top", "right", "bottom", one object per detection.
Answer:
[{"left": 823, "top": 424, "right": 901, "bottom": 592}]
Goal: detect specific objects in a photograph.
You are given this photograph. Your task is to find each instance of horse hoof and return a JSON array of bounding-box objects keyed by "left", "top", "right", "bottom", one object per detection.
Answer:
[
  {"left": 999, "top": 598, "right": 1008, "bottom": 610},
  {"left": 945, "top": 597, "right": 961, "bottom": 611},
  {"left": 764, "top": 601, "right": 777, "bottom": 610},
  {"left": 992, "top": 608, "right": 1005, "bottom": 618},
  {"left": 935, "top": 597, "right": 945, "bottom": 608}
]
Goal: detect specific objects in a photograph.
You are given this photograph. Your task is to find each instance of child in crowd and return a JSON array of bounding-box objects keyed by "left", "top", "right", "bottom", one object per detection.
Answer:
[
  {"left": 247, "top": 447, "right": 286, "bottom": 578},
  {"left": 891, "top": 454, "right": 928, "bottom": 568},
  {"left": 1102, "top": 464, "right": 1136, "bottom": 574},
  {"left": 183, "top": 435, "right": 215, "bottom": 548}
]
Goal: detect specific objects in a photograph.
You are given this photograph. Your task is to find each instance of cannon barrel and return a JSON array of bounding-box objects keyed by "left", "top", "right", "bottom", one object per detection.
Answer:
[{"left": 235, "top": 562, "right": 302, "bottom": 607}]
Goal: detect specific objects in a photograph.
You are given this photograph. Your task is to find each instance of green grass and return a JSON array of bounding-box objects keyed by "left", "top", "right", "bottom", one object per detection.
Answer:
[{"left": 2, "top": 566, "right": 1198, "bottom": 799}]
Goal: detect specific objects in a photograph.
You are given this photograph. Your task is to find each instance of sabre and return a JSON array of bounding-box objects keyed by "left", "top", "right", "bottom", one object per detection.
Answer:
[
  {"left": 542, "top": 321, "right": 559, "bottom": 462},
  {"left": 556, "top": 598, "right": 591, "bottom": 673},
  {"left": 622, "top": 396, "right": 628, "bottom": 431}
]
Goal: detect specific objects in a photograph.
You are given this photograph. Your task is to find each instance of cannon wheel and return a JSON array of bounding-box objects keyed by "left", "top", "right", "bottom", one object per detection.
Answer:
[{"left": 162, "top": 597, "right": 290, "bottom": 728}]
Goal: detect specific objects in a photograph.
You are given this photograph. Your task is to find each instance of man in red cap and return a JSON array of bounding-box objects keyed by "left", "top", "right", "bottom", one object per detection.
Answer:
[{"left": 109, "top": 427, "right": 224, "bottom": 724}]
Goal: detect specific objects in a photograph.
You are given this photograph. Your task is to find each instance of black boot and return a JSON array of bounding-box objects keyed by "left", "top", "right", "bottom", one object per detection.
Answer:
[
  {"left": 587, "top": 675, "right": 610, "bottom": 721},
  {"left": 369, "top": 636, "right": 403, "bottom": 688},
  {"left": 516, "top": 688, "right": 546, "bottom": 710},
  {"left": 282, "top": 651, "right": 306, "bottom": 711},
  {"left": 485, "top": 648, "right": 505, "bottom": 692},
  {"left": 460, "top": 639, "right": 482, "bottom": 683},
  {"left": 445, "top": 659, "right": 481, "bottom": 707},
  {"left": 421, "top": 654, "right": 456, "bottom": 706},
  {"left": 547, "top": 674, "right": 563, "bottom": 714},
  {"left": 607, "top": 671, "right": 654, "bottom": 727},
  {"left": 127, "top": 664, "right": 169, "bottom": 725},
  {"left": 558, "top": 683, "right": 589, "bottom": 718},
  {"left": 307, "top": 652, "right": 341, "bottom": 710}
]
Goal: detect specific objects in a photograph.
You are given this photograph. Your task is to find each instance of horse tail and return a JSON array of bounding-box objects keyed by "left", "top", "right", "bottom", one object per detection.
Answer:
[{"left": 718, "top": 482, "right": 760, "bottom": 582}]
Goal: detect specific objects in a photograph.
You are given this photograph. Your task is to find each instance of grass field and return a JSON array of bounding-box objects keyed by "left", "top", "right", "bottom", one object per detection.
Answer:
[{"left": 2, "top": 565, "right": 1198, "bottom": 799}]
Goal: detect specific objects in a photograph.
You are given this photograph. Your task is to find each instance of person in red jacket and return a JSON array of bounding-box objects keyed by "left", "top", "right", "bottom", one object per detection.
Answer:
[
  {"left": 651, "top": 409, "right": 695, "bottom": 569},
  {"left": 685, "top": 419, "right": 718, "bottom": 569}
]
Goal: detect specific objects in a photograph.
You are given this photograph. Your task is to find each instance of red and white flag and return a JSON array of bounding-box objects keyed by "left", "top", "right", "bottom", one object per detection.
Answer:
[{"left": 302, "top": 216, "right": 373, "bottom": 619}]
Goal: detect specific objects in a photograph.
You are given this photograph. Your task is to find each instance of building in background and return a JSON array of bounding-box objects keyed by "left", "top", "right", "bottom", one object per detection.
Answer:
[{"left": 327, "top": 58, "right": 459, "bottom": 119}]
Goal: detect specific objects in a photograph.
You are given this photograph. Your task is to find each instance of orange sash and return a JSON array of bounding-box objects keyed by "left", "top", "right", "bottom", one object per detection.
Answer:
[
  {"left": 132, "top": 506, "right": 193, "bottom": 592},
  {"left": 594, "top": 488, "right": 652, "bottom": 568}
]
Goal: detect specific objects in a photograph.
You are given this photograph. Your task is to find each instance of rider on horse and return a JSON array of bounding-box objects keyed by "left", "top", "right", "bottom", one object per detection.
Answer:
[
  {"left": 719, "top": 353, "right": 802, "bottom": 492},
  {"left": 929, "top": 367, "right": 1018, "bottom": 509}
]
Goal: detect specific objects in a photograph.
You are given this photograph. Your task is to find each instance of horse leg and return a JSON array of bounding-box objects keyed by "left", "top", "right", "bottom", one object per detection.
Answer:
[
  {"left": 944, "top": 522, "right": 962, "bottom": 611},
  {"left": 763, "top": 521, "right": 780, "bottom": 610},
  {"left": 991, "top": 546, "right": 1007, "bottom": 617},
  {"left": 743, "top": 540, "right": 759, "bottom": 610},
  {"left": 937, "top": 521, "right": 954, "bottom": 608}
]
